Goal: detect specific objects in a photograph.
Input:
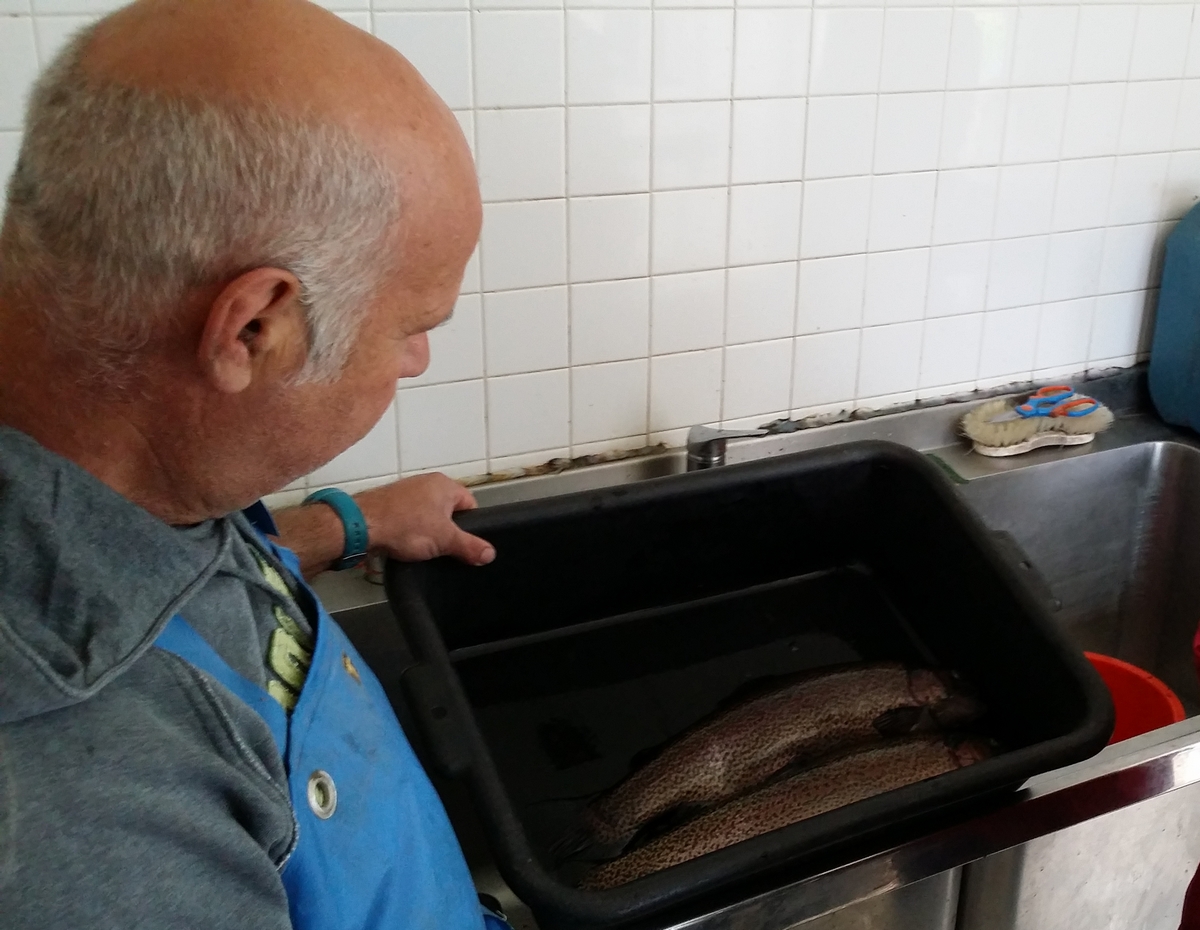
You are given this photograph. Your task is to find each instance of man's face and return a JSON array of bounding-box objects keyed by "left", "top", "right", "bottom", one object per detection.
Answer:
[
  {"left": 249, "top": 105, "right": 482, "bottom": 495},
  {"left": 306, "top": 267, "right": 461, "bottom": 468},
  {"left": 277, "top": 172, "right": 481, "bottom": 487}
]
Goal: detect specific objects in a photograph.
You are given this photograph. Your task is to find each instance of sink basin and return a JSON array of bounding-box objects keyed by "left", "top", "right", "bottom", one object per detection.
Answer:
[{"left": 959, "top": 440, "right": 1200, "bottom": 716}]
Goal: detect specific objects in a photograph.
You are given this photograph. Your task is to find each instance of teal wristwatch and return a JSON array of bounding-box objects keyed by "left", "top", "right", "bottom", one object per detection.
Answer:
[{"left": 303, "top": 488, "right": 369, "bottom": 571}]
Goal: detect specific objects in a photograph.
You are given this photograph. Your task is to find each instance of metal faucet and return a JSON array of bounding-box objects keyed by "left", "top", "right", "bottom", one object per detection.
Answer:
[{"left": 691, "top": 429, "right": 772, "bottom": 472}]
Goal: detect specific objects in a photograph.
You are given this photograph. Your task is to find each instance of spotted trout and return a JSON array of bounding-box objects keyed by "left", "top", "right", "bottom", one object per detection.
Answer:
[
  {"left": 581, "top": 735, "right": 991, "bottom": 889},
  {"left": 575, "top": 663, "right": 979, "bottom": 850}
]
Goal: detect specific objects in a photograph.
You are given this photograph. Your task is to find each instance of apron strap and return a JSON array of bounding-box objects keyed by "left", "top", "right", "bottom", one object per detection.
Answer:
[
  {"left": 155, "top": 614, "right": 289, "bottom": 754},
  {"left": 241, "top": 501, "right": 306, "bottom": 581},
  {"left": 242, "top": 500, "right": 280, "bottom": 537},
  {"left": 482, "top": 909, "right": 515, "bottom": 930}
]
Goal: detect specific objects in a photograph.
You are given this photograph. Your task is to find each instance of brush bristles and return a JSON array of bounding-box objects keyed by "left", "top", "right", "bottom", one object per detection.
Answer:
[
  {"left": 961, "top": 399, "right": 1030, "bottom": 446},
  {"left": 1048, "top": 406, "right": 1114, "bottom": 435},
  {"left": 960, "top": 397, "right": 1114, "bottom": 448}
]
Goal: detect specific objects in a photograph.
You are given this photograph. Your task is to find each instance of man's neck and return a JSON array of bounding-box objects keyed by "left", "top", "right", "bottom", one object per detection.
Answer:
[{"left": 0, "top": 323, "right": 208, "bottom": 525}]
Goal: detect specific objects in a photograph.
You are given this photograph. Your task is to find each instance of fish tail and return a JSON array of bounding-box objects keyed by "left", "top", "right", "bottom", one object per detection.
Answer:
[
  {"left": 872, "top": 704, "right": 925, "bottom": 736},
  {"left": 550, "top": 825, "right": 595, "bottom": 861}
]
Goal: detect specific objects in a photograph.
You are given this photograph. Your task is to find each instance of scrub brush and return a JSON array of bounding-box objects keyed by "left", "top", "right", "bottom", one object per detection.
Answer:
[{"left": 961, "top": 386, "right": 1114, "bottom": 457}]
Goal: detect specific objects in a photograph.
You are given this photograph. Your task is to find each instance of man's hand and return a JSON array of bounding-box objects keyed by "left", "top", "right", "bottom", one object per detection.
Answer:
[
  {"left": 355, "top": 474, "right": 495, "bottom": 566},
  {"left": 271, "top": 474, "right": 494, "bottom": 579}
]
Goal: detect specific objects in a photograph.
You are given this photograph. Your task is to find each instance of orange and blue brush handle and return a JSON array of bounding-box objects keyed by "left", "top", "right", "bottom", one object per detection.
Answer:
[{"left": 1015, "top": 386, "right": 1101, "bottom": 419}]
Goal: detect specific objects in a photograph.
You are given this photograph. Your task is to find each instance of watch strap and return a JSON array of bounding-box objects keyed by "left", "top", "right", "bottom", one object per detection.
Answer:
[{"left": 302, "top": 488, "right": 369, "bottom": 571}]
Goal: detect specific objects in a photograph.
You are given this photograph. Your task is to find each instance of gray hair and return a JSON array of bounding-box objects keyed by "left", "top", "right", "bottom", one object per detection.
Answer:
[{"left": 0, "top": 24, "right": 400, "bottom": 382}]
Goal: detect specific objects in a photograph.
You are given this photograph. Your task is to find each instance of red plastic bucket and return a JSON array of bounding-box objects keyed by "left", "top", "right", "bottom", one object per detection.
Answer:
[{"left": 1085, "top": 652, "right": 1186, "bottom": 743}]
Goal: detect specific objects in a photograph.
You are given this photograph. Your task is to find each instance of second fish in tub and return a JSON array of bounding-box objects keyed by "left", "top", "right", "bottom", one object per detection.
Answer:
[{"left": 560, "top": 661, "right": 982, "bottom": 857}]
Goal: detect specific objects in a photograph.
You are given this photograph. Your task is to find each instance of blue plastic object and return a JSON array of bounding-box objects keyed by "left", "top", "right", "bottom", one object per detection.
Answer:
[
  {"left": 1061, "top": 399, "right": 1101, "bottom": 417},
  {"left": 303, "top": 487, "right": 369, "bottom": 570},
  {"left": 1015, "top": 388, "right": 1075, "bottom": 417},
  {"left": 1150, "top": 201, "right": 1200, "bottom": 430},
  {"left": 1015, "top": 387, "right": 1100, "bottom": 419}
]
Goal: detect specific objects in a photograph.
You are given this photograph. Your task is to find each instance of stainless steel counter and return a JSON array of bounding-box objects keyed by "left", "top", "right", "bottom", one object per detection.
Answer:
[{"left": 323, "top": 371, "right": 1200, "bottom": 930}]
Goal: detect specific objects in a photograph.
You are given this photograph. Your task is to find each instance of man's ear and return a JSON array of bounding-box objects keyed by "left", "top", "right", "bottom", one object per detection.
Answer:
[{"left": 198, "top": 267, "right": 307, "bottom": 393}]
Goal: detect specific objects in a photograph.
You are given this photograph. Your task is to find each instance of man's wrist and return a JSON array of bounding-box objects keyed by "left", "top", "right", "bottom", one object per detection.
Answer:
[
  {"left": 302, "top": 489, "right": 368, "bottom": 570},
  {"left": 350, "top": 488, "right": 382, "bottom": 553}
]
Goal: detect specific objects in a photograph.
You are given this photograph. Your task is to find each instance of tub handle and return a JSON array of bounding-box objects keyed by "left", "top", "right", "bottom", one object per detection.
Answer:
[{"left": 401, "top": 663, "right": 474, "bottom": 778}]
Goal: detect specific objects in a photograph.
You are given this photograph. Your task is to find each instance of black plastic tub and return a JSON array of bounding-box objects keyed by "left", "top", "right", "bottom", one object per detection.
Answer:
[{"left": 386, "top": 441, "right": 1113, "bottom": 929}]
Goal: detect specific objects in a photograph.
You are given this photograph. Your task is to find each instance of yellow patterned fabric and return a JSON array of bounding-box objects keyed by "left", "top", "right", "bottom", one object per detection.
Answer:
[
  {"left": 267, "top": 679, "right": 299, "bottom": 711},
  {"left": 254, "top": 552, "right": 313, "bottom": 711}
]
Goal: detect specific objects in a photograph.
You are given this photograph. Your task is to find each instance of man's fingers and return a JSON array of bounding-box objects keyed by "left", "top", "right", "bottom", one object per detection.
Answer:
[
  {"left": 358, "top": 476, "right": 491, "bottom": 565},
  {"left": 450, "top": 483, "right": 479, "bottom": 512},
  {"left": 447, "top": 527, "right": 495, "bottom": 566}
]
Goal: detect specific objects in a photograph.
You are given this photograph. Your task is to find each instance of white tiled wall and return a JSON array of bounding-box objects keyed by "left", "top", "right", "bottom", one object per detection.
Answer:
[{"left": 2, "top": 0, "right": 1195, "bottom": 496}]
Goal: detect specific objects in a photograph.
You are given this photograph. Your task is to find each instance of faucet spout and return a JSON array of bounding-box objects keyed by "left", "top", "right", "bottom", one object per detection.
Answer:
[{"left": 686, "top": 424, "right": 772, "bottom": 471}]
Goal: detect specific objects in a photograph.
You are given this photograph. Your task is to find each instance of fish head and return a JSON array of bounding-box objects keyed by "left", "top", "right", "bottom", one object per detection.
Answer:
[
  {"left": 950, "top": 738, "right": 993, "bottom": 767},
  {"left": 907, "top": 668, "right": 952, "bottom": 705},
  {"left": 930, "top": 692, "right": 985, "bottom": 727},
  {"left": 910, "top": 669, "right": 985, "bottom": 727}
]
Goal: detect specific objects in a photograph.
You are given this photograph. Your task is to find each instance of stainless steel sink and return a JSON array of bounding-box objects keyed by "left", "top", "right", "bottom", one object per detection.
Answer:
[
  {"left": 947, "top": 439, "right": 1200, "bottom": 930},
  {"left": 960, "top": 439, "right": 1200, "bottom": 716},
  {"left": 326, "top": 372, "right": 1200, "bottom": 930}
]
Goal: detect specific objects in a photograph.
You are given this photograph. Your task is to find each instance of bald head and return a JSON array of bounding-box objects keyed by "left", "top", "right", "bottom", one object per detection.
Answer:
[
  {"left": 85, "top": 0, "right": 411, "bottom": 118},
  {"left": 1, "top": 0, "right": 479, "bottom": 381},
  {"left": 0, "top": 0, "right": 482, "bottom": 519},
  {"left": 83, "top": 0, "right": 476, "bottom": 195},
  {"left": 86, "top": 0, "right": 481, "bottom": 327}
]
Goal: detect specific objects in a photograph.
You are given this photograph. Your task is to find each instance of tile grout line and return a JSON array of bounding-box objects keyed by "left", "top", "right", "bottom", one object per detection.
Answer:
[
  {"left": 918, "top": 3, "right": 959, "bottom": 395},
  {"left": 977, "top": 9, "right": 1023, "bottom": 381},
  {"left": 788, "top": 5, "right": 818, "bottom": 417},
  {"left": 1028, "top": 0, "right": 1088, "bottom": 379},
  {"left": 562, "top": 6, "right": 575, "bottom": 456},
  {"left": 466, "top": 2, "right": 496, "bottom": 473},
  {"left": 373, "top": 0, "right": 409, "bottom": 483},
  {"left": 644, "top": 0, "right": 657, "bottom": 441},
  {"left": 1044, "top": 2, "right": 1089, "bottom": 378},
  {"left": 850, "top": 7, "right": 884, "bottom": 407},
  {"left": 470, "top": 142, "right": 1200, "bottom": 206},
  {"left": 718, "top": 5, "right": 737, "bottom": 427}
]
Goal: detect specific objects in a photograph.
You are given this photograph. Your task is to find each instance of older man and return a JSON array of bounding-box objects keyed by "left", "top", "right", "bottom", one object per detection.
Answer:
[{"left": 0, "top": 1, "right": 502, "bottom": 927}]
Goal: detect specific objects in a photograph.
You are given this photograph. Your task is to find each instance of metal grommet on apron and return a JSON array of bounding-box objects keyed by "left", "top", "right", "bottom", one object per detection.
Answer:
[{"left": 307, "top": 770, "right": 337, "bottom": 819}]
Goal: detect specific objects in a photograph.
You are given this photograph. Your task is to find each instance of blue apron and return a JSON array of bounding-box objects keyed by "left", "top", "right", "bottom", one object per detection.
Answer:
[{"left": 154, "top": 504, "right": 506, "bottom": 930}]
